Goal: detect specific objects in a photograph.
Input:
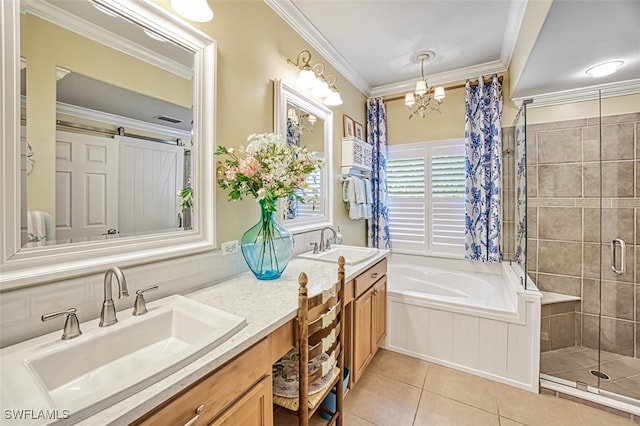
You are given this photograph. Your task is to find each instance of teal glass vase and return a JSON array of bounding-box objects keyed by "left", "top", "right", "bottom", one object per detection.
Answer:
[{"left": 241, "top": 200, "right": 294, "bottom": 280}]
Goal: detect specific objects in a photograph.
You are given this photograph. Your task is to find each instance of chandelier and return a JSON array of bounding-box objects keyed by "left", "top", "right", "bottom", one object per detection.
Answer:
[{"left": 405, "top": 51, "right": 445, "bottom": 119}]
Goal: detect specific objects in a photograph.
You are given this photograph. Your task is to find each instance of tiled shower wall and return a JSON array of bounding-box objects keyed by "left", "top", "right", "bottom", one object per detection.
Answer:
[{"left": 526, "top": 112, "right": 640, "bottom": 359}]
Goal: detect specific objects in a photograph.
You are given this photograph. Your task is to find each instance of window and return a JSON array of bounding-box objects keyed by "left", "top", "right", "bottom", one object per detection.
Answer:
[{"left": 387, "top": 139, "right": 466, "bottom": 256}]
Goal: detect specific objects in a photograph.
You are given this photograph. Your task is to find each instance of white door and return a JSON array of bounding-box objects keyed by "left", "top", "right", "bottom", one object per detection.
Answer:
[
  {"left": 116, "top": 135, "right": 184, "bottom": 236},
  {"left": 55, "top": 131, "right": 118, "bottom": 244}
]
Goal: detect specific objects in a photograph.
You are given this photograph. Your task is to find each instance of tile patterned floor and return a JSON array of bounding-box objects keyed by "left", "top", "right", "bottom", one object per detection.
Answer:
[
  {"left": 275, "top": 348, "right": 639, "bottom": 425},
  {"left": 541, "top": 346, "right": 640, "bottom": 401}
]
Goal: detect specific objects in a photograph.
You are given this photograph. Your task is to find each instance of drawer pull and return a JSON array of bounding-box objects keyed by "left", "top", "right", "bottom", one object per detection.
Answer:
[
  {"left": 371, "top": 272, "right": 379, "bottom": 279},
  {"left": 373, "top": 289, "right": 379, "bottom": 296},
  {"left": 184, "top": 404, "right": 205, "bottom": 426}
]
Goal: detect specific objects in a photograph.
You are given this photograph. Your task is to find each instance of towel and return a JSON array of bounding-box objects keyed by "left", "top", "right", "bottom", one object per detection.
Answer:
[
  {"left": 26, "top": 211, "right": 51, "bottom": 247},
  {"left": 362, "top": 178, "right": 373, "bottom": 219},
  {"left": 342, "top": 177, "right": 363, "bottom": 219}
]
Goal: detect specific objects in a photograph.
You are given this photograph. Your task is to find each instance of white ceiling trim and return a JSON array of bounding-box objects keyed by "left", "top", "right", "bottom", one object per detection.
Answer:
[
  {"left": 513, "top": 78, "right": 640, "bottom": 108},
  {"left": 500, "top": 0, "right": 528, "bottom": 70},
  {"left": 264, "top": 0, "right": 370, "bottom": 95},
  {"left": 24, "top": 0, "right": 192, "bottom": 80},
  {"left": 370, "top": 59, "right": 507, "bottom": 98},
  {"left": 56, "top": 101, "right": 192, "bottom": 140}
]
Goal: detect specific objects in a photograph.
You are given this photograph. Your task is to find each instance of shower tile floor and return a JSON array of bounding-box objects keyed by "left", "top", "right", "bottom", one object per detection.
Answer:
[
  {"left": 274, "top": 348, "right": 639, "bottom": 425},
  {"left": 541, "top": 346, "right": 640, "bottom": 401}
]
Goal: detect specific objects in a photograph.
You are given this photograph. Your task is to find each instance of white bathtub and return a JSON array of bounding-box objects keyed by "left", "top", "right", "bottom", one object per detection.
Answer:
[{"left": 385, "top": 253, "right": 542, "bottom": 392}]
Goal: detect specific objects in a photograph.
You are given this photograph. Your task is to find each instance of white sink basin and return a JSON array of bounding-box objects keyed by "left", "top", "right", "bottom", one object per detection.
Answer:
[
  {"left": 0, "top": 295, "right": 245, "bottom": 425},
  {"left": 299, "top": 245, "right": 377, "bottom": 265}
]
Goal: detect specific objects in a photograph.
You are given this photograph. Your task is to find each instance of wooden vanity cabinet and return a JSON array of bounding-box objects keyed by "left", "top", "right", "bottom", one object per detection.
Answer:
[
  {"left": 132, "top": 337, "right": 274, "bottom": 426},
  {"left": 350, "top": 259, "right": 387, "bottom": 384}
]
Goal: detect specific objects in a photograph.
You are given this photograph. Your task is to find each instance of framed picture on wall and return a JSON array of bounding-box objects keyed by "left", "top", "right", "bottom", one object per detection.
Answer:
[
  {"left": 354, "top": 122, "right": 364, "bottom": 141},
  {"left": 343, "top": 115, "right": 355, "bottom": 137}
]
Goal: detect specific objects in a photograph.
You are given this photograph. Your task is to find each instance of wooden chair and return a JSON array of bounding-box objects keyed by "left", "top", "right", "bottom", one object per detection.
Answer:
[{"left": 273, "top": 256, "right": 346, "bottom": 426}]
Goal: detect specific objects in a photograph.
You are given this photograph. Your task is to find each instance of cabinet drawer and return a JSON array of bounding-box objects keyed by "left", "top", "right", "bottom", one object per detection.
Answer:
[
  {"left": 133, "top": 338, "right": 270, "bottom": 426},
  {"left": 354, "top": 258, "right": 387, "bottom": 298}
]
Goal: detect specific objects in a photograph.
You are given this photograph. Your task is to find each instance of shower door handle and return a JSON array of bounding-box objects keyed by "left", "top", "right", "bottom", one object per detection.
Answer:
[{"left": 611, "top": 238, "right": 626, "bottom": 275}]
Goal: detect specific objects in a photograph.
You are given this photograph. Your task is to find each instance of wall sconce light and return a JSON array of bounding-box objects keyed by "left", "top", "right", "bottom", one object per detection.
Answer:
[
  {"left": 171, "top": 0, "right": 213, "bottom": 23},
  {"left": 405, "top": 51, "right": 445, "bottom": 119},
  {"left": 287, "top": 50, "right": 343, "bottom": 106}
]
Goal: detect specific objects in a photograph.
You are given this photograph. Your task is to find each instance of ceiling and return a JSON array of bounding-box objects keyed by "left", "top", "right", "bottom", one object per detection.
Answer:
[{"left": 268, "top": 0, "right": 640, "bottom": 105}]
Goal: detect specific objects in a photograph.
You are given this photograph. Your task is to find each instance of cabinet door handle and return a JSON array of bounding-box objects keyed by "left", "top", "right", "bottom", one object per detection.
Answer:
[
  {"left": 371, "top": 272, "right": 379, "bottom": 279},
  {"left": 183, "top": 404, "right": 205, "bottom": 426},
  {"left": 373, "top": 289, "right": 379, "bottom": 296}
]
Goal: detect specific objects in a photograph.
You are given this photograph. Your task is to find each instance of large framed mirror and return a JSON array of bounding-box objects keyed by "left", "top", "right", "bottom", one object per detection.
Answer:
[
  {"left": 1, "top": 0, "right": 216, "bottom": 290},
  {"left": 273, "top": 79, "right": 334, "bottom": 233}
]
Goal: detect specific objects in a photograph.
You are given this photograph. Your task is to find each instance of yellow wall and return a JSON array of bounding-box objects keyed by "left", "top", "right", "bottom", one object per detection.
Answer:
[
  {"left": 21, "top": 13, "right": 191, "bottom": 222},
  {"left": 386, "top": 73, "right": 520, "bottom": 146},
  {"left": 152, "top": 0, "right": 368, "bottom": 245},
  {"left": 526, "top": 93, "right": 640, "bottom": 124}
]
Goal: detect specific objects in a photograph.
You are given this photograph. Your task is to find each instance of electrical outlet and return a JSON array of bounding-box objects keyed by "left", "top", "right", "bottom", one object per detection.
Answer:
[{"left": 221, "top": 240, "right": 239, "bottom": 256}]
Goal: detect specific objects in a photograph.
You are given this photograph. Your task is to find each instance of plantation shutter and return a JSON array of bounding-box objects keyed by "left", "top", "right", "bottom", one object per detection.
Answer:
[
  {"left": 387, "top": 141, "right": 465, "bottom": 256},
  {"left": 297, "top": 169, "right": 323, "bottom": 215},
  {"left": 387, "top": 149, "right": 426, "bottom": 252}
]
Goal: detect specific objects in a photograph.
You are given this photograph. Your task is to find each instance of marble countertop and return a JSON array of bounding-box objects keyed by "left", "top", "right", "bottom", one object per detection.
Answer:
[{"left": 77, "top": 249, "right": 389, "bottom": 425}]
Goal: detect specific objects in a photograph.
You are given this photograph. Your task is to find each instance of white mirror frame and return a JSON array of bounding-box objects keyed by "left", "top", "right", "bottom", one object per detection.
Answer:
[
  {"left": 273, "top": 79, "right": 334, "bottom": 233},
  {"left": 0, "top": 0, "right": 217, "bottom": 290}
]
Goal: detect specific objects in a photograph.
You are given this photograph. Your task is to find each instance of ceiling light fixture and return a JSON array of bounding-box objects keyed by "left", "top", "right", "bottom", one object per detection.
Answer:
[
  {"left": 287, "top": 50, "right": 343, "bottom": 106},
  {"left": 404, "top": 51, "right": 445, "bottom": 119},
  {"left": 585, "top": 60, "right": 624, "bottom": 78},
  {"left": 92, "top": 3, "right": 119, "bottom": 18},
  {"left": 170, "top": 0, "right": 213, "bottom": 23}
]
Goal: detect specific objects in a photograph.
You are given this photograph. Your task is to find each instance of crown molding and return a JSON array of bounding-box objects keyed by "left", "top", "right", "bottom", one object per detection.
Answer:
[
  {"left": 23, "top": 0, "right": 192, "bottom": 80},
  {"left": 513, "top": 78, "right": 640, "bottom": 108},
  {"left": 500, "top": 0, "right": 527, "bottom": 71},
  {"left": 56, "top": 101, "right": 192, "bottom": 140},
  {"left": 264, "top": 0, "right": 370, "bottom": 95},
  {"left": 370, "top": 60, "right": 507, "bottom": 98}
]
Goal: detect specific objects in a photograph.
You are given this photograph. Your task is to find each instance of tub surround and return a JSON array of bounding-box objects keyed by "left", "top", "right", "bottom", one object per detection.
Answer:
[
  {"left": 385, "top": 253, "right": 542, "bottom": 393},
  {"left": 1, "top": 249, "right": 389, "bottom": 425}
]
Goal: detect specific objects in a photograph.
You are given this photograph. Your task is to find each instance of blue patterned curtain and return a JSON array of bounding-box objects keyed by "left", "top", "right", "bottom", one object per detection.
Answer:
[
  {"left": 285, "top": 117, "right": 299, "bottom": 220},
  {"left": 367, "top": 98, "right": 391, "bottom": 249},
  {"left": 464, "top": 75, "right": 503, "bottom": 262}
]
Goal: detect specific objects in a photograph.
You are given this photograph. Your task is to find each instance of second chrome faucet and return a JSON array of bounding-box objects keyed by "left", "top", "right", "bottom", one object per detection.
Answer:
[{"left": 99, "top": 266, "right": 129, "bottom": 327}]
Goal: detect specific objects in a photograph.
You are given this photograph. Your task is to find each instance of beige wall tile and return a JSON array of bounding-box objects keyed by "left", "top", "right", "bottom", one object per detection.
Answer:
[
  {"left": 583, "top": 207, "right": 634, "bottom": 243},
  {"left": 595, "top": 112, "right": 640, "bottom": 126},
  {"left": 536, "top": 273, "right": 581, "bottom": 296},
  {"left": 583, "top": 243, "right": 602, "bottom": 279},
  {"left": 538, "top": 128, "right": 582, "bottom": 164},
  {"left": 538, "top": 207, "right": 582, "bottom": 241},
  {"left": 600, "top": 317, "right": 635, "bottom": 357},
  {"left": 584, "top": 161, "right": 635, "bottom": 198},
  {"left": 540, "top": 314, "right": 550, "bottom": 352},
  {"left": 550, "top": 312, "right": 576, "bottom": 350},
  {"left": 539, "top": 164, "right": 582, "bottom": 197},
  {"left": 527, "top": 239, "right": 538, "bottom": 274},
  {"left": 583, "top": 279, "right": 635, "bottom": 320},
  {"left": 583, "top": 123, "right": 635, "bottom": 162},
  {"left": 538, "top": 240, "right": 582, "bottom": 277},
  {"left": 526, "top": 131, "right": 538, "bottom": 164},
  {"left": 527, "top": 166, "right": 538, "bottom": 197},
  {"left": 549, "top": 301, "right": 577, "bottom": 315},
  {"left": 582, "top": 313, "right": 599, "bottom": 350},
  {"left": 541, "top": 118, "right": 588, "bottom": 131},
  {"left": 584, "top": 242, "right": 634, "bottom": 283}
]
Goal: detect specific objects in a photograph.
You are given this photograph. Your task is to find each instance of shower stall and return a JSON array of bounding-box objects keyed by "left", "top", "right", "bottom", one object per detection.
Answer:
[{"left": 517, "top": 91, "right": 640, "bottom": 409}]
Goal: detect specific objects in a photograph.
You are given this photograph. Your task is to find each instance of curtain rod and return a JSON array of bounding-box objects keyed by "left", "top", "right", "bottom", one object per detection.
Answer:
[{"left": 382, "top": 75, "right": 504, "bottom": 103}]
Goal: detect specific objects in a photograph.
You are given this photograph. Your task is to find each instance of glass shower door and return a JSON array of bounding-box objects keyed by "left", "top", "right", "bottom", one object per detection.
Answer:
[{"left": 590, "top": 90, "right": 640, "bottom": 402}]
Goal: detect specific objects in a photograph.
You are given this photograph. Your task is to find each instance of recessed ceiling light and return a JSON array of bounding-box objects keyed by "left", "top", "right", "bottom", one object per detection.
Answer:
[{"left": 585, "top": 60, "right": 624, "bottom": 78}]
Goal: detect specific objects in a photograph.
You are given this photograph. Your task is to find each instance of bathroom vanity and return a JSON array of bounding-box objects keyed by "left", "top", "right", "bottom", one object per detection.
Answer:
[{"left": 62, "top": 250, "right": 390, "bottom": 426}]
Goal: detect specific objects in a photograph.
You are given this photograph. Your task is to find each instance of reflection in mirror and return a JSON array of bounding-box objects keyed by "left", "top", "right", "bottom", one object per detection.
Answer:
[
  {"left": 284, "top": 103, "right": 325, "bottom": 220},
  {"left": 20, "top": 0, "right": 194, "bottom": 248},
  {"left": 274, "top": 79, "right": 333, "bottom": 233},
  {"left": 1, "top": 0, "right": 217, "bottom": 290}
]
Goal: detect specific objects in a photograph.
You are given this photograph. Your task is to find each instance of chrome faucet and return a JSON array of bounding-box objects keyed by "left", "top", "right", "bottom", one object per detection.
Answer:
[
  {"left": 99, "top": 266, "right": 129, "bottom": 327},
  {"left": 319, "top": 226, "right": 337, "bottom": 252}
]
